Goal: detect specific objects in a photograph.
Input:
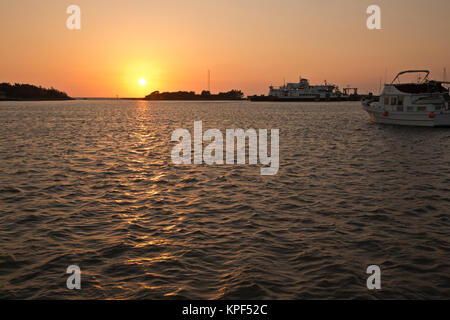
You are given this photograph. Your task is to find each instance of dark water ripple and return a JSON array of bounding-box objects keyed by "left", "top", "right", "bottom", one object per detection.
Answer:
[{"left": 0, "top": 100, "right": 449, "bottom": 299}]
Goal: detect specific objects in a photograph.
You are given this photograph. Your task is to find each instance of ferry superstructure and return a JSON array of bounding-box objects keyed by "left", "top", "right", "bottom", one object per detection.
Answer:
[{"left": 249, "top": 78, "right": 359, "bottom": 101}]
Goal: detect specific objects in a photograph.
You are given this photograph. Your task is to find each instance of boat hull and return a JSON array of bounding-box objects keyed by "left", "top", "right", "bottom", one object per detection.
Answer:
[
  {"left": 249, "top": 95, "right": 361, "bottom": 102},
  {"left": 363, "top": 106, "right": 450, "bottom": 127}
]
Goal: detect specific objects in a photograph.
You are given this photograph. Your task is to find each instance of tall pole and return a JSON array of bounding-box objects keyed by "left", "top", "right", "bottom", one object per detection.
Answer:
[{"left": 208, "top": 69, "right": 210, "bottom": 92}]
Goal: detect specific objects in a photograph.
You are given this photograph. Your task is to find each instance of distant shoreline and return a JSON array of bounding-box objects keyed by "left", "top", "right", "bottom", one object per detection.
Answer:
[
  {"left": 74, "top": 97, "right": 246, "bottom": 101},
  {"left": 144, "top": 98, "right": 246, "bottom": 101},
  {"left": 144, "top": 90, "right": 244, "bottom": 101},
  {"left": 0, "top": 98, "right": 74, "bottom": 101},
  {"left": 0, "top": 83, "right": 72, "bottom": 101},
  {"left": 0, "top": 97, "right": 247, "bottom": 101}
]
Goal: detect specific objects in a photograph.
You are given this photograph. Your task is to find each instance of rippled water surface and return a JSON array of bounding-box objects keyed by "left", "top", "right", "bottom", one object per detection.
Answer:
[{"left": 0, "top": 100, "right": 449, "bottom": 299}]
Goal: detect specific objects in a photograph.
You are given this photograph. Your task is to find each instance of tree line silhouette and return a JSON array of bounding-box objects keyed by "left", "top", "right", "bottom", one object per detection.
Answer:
[
  {"left": 0, "top": 83, "right": 72, "bottom": 100},
  {"left": 144, "top": 90, "right": 244, "bottom": 100}
]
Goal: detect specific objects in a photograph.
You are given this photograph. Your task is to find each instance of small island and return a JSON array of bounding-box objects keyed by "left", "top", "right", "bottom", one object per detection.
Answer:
[
  {"left": 144, "top": 90, "right": 244, "bottom": 101},
  {"left": 0, "top": 83, "right": 73, "bottom": 101}
]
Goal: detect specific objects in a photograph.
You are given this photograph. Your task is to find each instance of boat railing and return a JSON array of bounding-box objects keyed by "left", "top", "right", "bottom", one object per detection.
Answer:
[{"left": 412, "top": 93, "right": 445, "bottom": 104}]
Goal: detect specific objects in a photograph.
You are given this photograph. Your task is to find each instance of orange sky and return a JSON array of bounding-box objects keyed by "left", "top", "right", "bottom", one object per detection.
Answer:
[{"left": 1, "top": 0, "right": 449, "bottom": 97}]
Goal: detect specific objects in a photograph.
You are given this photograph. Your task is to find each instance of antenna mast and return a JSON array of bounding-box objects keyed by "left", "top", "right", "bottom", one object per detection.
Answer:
[{"left": 207, "top": 69, "right": 211, "bottom": 92}]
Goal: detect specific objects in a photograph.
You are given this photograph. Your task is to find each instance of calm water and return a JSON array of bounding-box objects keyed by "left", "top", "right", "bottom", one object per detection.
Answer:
[{"left": 0, "top": 100, "right": 449, "bottom": 299}]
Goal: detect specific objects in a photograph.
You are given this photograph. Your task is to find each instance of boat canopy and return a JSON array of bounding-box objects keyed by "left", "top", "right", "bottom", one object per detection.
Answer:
[
  {"left": 391, "top": 70, "right": 430, "bottom": 84},
  {"left": 394, "top": 81, "right": 448, "bottom": 94}
]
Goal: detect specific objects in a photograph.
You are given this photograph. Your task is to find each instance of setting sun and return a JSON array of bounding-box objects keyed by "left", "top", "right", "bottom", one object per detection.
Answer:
[{"left": 138, "top": 78, "right": 147, "bottom": 86}]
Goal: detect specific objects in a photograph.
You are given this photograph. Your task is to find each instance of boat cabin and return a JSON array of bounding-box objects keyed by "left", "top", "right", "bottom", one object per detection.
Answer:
[{"left": 379, "top": 70, "right": 449, "bottom": 112}]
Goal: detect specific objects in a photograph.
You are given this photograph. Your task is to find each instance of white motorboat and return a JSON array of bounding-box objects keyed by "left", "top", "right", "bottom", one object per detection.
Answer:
[{"left": 362, "top": 70, "right": 450, "bottom": 126}]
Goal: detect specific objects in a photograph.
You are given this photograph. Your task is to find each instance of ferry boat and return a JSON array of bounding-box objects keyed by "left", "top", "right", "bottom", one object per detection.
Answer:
[
  {"left": 249, "top": 78, "right": 359, "bottom": 101},
  {"left": 362, "top": 70, "right": 450, "bottom": 127}
]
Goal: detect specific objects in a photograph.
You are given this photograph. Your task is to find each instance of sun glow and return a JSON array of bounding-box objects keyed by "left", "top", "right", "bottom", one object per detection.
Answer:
[{"left": 139, "top": 78, "right": 147, "bottom": 86}]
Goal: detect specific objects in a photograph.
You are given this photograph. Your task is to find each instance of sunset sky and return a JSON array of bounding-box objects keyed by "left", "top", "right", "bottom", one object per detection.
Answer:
[{"left": 1, "top": 0, "right": 449, "bottom": 97}]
